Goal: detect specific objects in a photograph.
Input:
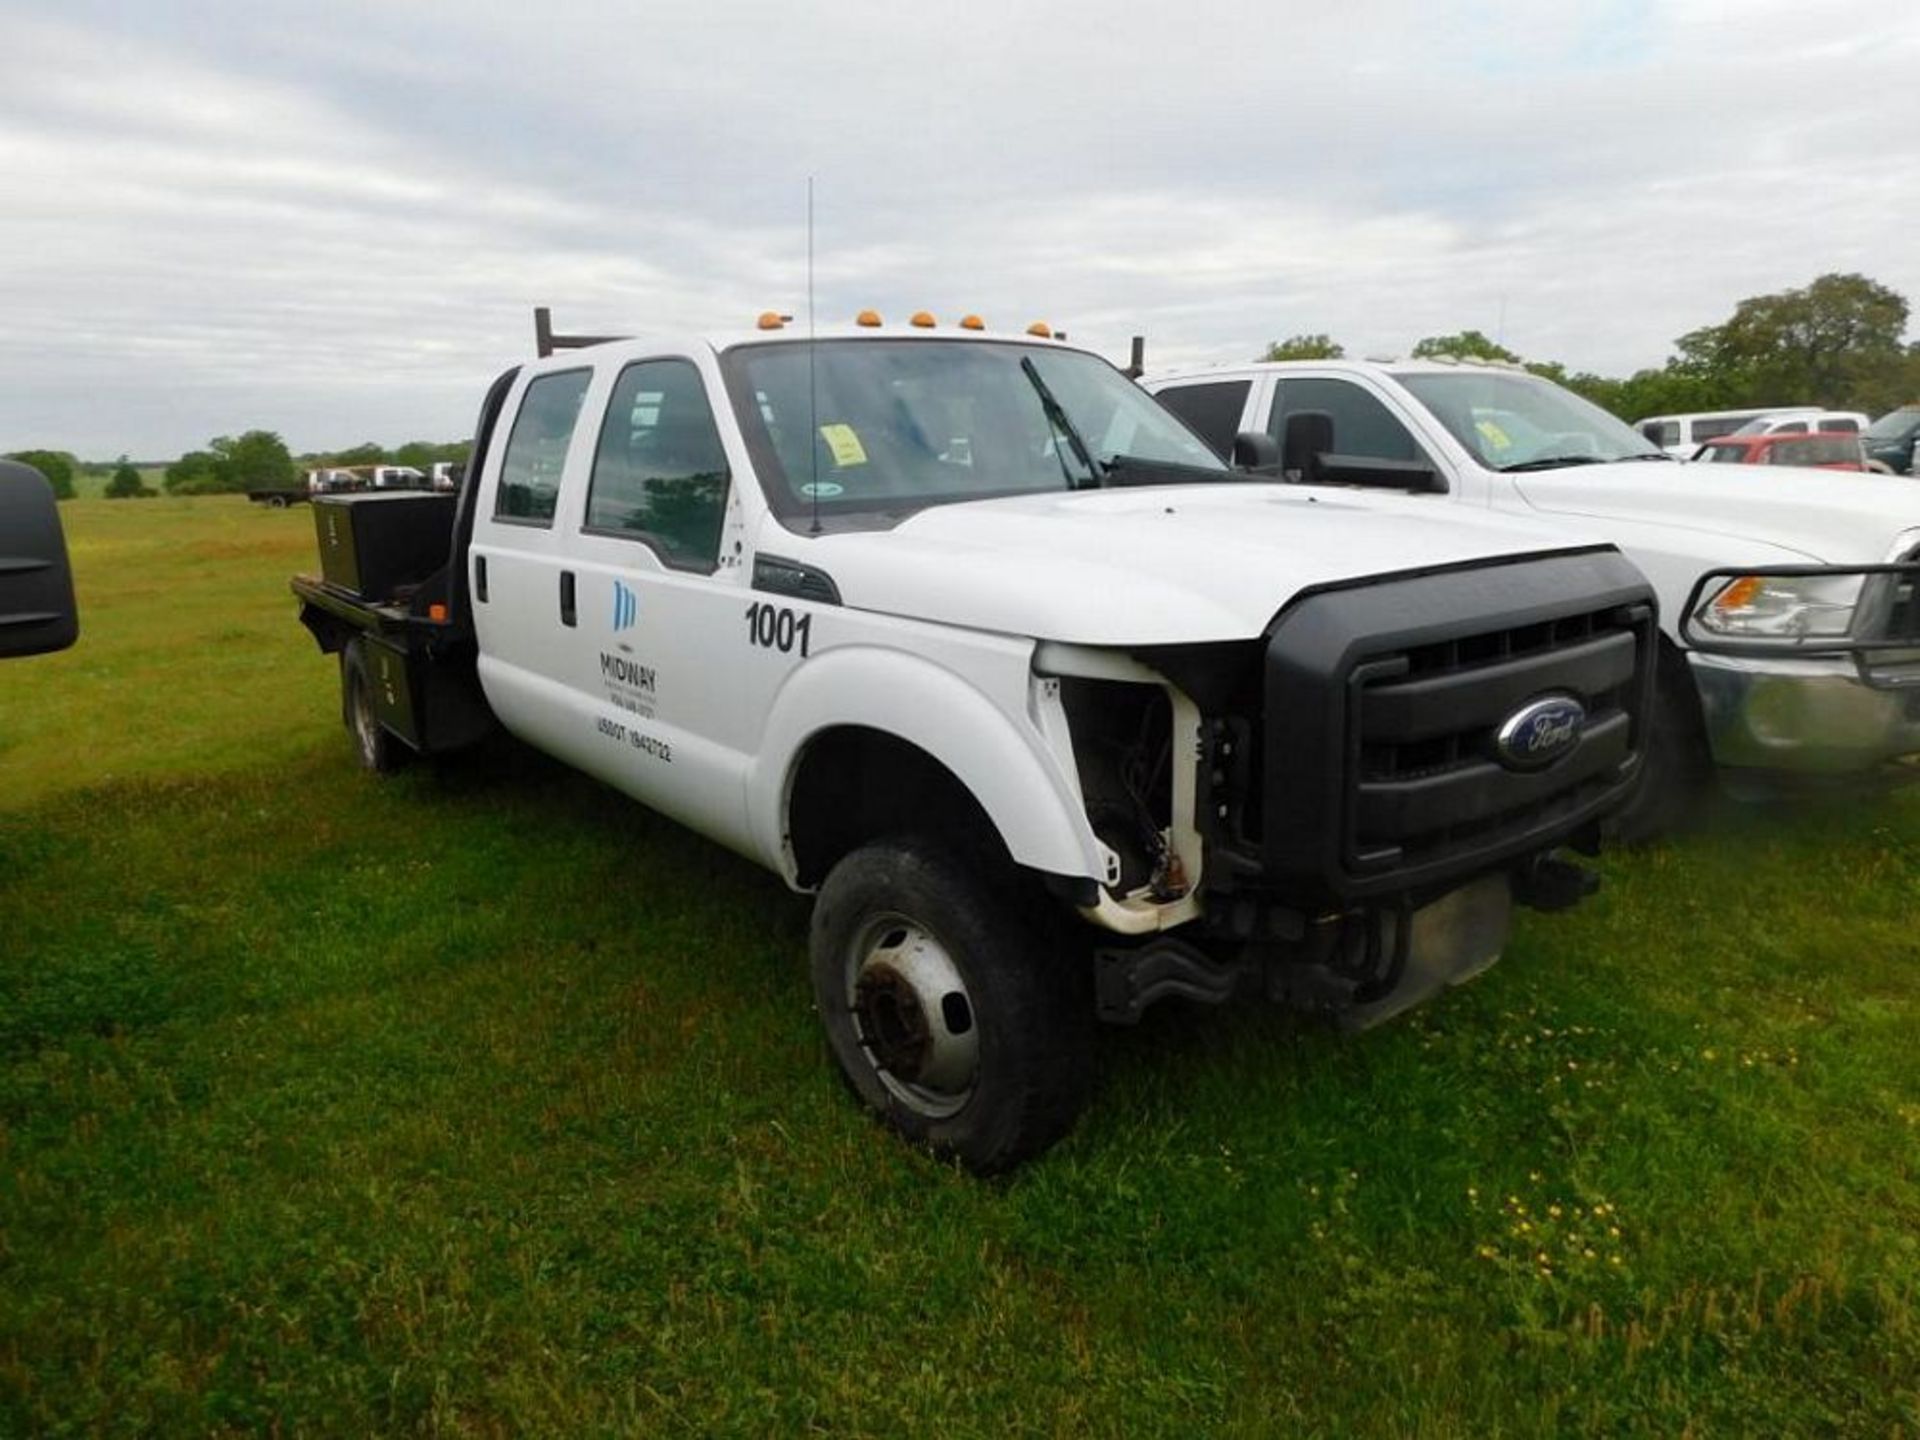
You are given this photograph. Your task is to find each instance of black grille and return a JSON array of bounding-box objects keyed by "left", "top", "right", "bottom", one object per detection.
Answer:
[
  {"left": 1351, "top": 606, "right": 1646, "bottom": 873},
  {"left": 1254, "top": 548, "right": 1657, "bottom": 905}
]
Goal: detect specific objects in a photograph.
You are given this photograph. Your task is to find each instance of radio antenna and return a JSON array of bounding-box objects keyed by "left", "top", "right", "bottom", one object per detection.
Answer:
[{"left": 807, "top": 176, "right": 821, "bottom": 536}]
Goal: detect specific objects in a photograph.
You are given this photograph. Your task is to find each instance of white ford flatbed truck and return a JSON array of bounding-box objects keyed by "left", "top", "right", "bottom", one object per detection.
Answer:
[
  {"left": 1147, "top": 360, "right": 1920, "bottom": 835},
  {"left": 292, "top": 317, "right": 1657, "bottom": 1171}
]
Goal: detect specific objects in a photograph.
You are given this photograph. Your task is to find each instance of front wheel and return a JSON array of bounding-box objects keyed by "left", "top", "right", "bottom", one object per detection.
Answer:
[
  {"left": 1608, "top": 645, "right": 1712, "bottom": 844},
  {"left": 809, "top": 838, "right": 1092, "bottom": 1174}
]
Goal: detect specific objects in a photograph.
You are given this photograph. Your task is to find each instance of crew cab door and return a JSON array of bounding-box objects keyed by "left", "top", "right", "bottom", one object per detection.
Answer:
[
  {"left": 558, "top": 353, "right": 760, "bottom": 851},
  {"left": 470, "top": 350, "right": 763, "bottom": 856},
  {"left": 469, "top": 362, "right": 601, "bottom": 771}
]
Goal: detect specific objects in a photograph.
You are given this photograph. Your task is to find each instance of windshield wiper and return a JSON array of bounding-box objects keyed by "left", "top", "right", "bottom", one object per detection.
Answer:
[
  {"left": 1103, "top": 454, "right": 1241, "bottom": 488},
  {"left": 1497, "top": 454, "right": 1610, "bottom": 473},
  {"left": 1616, "top": 452, "right": 1674, "bottom": 461},
  {"left": 1020, "top": 356, "right": 1104, "bottom": 489}
]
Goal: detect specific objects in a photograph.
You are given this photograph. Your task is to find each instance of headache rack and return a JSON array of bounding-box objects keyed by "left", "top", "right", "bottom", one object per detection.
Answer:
[{"left": 533, "top": 307, "right": 630, "bottom": 358}]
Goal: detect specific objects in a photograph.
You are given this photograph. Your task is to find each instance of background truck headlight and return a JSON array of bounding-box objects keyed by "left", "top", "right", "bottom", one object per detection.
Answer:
[{"left": 1693, "top": 572, "right": 1864, "bottom": 640}]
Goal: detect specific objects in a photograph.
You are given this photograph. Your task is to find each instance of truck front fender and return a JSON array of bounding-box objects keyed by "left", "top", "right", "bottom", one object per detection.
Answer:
[{"left": 750, "top": 645, "right": 1101, "bottom": 887}]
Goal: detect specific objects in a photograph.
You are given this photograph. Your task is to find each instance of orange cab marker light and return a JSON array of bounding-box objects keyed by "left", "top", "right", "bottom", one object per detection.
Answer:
[
  {"left": 1026, "top": 321, "right": 1052, "bottom": 338},
  {"left": 428, "top": 602, "right": 449, "bottom": 623},
  {"left": 959, "top": 314, "right": 986, "bottom": 331},
  {"left": 756, "top": 311, "right": 789, "bottom": 330},
  {"left": 855, "top": 309, "right": 884, "bottom": 327},
  {"left": 910, "top": 311, "right": 937, "bottom": 328}
]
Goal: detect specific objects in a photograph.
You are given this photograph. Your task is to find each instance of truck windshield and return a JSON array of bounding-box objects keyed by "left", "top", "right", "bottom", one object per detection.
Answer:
[
  {"left": 1395, "top": 371, "right": 1667, "bottom": 471},
  {"left": 722, "top": 339, "right": 1224, "bottom": 525}
]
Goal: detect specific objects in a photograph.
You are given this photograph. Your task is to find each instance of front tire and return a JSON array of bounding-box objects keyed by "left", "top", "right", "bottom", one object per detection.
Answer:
[
  {"left": 810, "top": 838, "right": 1093, "bottom": 1174},
  {"left": 1608, "top": 643, "right": 1712, "bottom": 844}
]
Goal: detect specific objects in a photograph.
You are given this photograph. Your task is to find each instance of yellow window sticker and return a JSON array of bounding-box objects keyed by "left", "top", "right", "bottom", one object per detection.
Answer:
[
  {"left": 819, "top": 423, "right": 868, "bottom": 467},
  {"left": 1475, "top": 418, "right": 1512, "bottom": 451}
]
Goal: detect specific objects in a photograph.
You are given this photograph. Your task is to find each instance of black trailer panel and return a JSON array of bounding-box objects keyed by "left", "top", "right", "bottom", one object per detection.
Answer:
[
  {"left": 291, "top": 368, "right": 519, "bottom": 763},
  {"left": 292, "top": 573, "right": 494, "bottom": 756},
  {"left": 364, "top": 634, "right": 421, "bottom": 745}
]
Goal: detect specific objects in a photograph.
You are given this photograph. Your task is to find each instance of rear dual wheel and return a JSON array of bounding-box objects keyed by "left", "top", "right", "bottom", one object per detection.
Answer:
[
  {"left": 810, "top": 838, "right": 1093, "bottom": 1174},
  {"left": 341, "top": 638, "right": 404, "bottom": 774}
]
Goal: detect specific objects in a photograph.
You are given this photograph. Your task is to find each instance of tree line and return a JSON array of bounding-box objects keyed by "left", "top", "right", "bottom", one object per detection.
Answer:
[
  {"left": 1262, "top": 272, "right": 1920, "bottom": 420},
  {"left": 161, "top": 436, "right": 471, "bottom": 496},
  {"left": 6, "top": 437, "right": 471, "bottom": 501}
]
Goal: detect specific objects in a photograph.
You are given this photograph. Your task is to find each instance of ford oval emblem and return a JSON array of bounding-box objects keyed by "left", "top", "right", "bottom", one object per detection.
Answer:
[{"left": 1494, "top": 694, "right": 1587, "bottom": 770}]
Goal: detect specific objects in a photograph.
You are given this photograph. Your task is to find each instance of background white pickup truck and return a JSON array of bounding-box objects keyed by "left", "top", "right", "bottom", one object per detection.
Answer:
[
  {"left": 294, "top": 319, "right": 1657, "bottom": 1170},
  {"left": 1147, "top": 359, "right": 1920, "bottom": 834}
]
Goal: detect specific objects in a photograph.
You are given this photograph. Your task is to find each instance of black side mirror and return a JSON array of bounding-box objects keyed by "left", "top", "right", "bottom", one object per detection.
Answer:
[
  {"left": 1281, "top": 409, "right": 1444, "bottom": 493},
  {"left": 0, "top": 459, "right": 79, "bottom": 658},
  {"left": 1282, "top": 410, "right": 1335, "bottom": 481},
  {"left": 1230, "top": 430, "right": 1280, "bottom": 472}
]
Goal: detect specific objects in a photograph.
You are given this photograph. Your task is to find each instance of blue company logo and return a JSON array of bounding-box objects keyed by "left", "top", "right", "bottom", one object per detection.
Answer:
[
  {"left": 1493, "top": 694, "right": 1586, "bottom": 771},
  {"left": 612, "top": 580, "right": 638, "bottom": 632}
]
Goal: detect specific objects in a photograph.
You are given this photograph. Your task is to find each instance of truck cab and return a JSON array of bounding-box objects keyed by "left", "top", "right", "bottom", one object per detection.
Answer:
[
  {"left": 1147, "top": 360, "right": 1920, "bottom": 832},
  {"left": 295, "top": 317, "right": 1658, "bottom": 1170}
]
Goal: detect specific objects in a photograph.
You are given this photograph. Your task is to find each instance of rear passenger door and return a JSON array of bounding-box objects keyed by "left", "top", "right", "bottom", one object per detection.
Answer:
[{"left": 470, "top": 363, "right": 597, "bottom": 762}]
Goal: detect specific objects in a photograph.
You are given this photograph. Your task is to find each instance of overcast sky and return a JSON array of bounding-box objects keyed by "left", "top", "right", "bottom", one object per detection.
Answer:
[{"left": 3, "top": 0, "right": 1917, "bottom": 459}]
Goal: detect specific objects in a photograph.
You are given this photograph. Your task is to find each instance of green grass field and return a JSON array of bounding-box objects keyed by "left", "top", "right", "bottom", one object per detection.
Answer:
[{"left": 3, "top": 497, "right": 1916, "bottom": 1436}]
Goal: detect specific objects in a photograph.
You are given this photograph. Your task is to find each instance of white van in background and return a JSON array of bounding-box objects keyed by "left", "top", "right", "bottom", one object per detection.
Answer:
[
  {"left": 1728, "top": 410, "right": 1870, "bottom": 439},
  {"left": 1635, "top": 407, "right": 1820, "bottom": 458}
]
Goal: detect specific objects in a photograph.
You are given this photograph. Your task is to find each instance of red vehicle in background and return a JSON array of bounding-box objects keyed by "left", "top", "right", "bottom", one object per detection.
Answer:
[{"left": 1691, "top": 432, "right": 1872, "bottom": 471}]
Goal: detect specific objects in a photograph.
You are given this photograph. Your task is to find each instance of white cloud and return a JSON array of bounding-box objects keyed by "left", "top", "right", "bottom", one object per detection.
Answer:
[{"left": 0, "top": 0, "right": 1916, "bottom": 456}]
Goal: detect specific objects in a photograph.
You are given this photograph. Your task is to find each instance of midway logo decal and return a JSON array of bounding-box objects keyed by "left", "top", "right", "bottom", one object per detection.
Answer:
[{"left": 612, "top": 579, "right": 638, "bottom": 632}]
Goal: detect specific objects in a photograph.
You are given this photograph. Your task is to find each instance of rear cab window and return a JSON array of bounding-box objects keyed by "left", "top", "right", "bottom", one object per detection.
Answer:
[
  {"left": 495, "top": 369, "right": 593, "bottom": 525},
  {"left": 1154, "top": 380, "right": 1252, "bottom": 458}
]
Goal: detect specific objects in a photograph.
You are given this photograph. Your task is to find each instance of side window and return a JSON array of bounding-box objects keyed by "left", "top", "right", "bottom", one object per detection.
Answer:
[
  {"left": 1824, "top": 417, "right": 1860, "bottom": 433},
  {"left": 586, "top": 359, "right": 730, "bottom": 569},
  {"left": 1773, "top": 420, "right": 1808, "bottom": 435},
  {"left": 1267, "top": 377, "right": 1423, "bottom": 463},
  {"left": 496, "top": 369, "right": 591, "bottom": 524},
  {"left": 1644, "top": 420, "right": 1680, "bottom": 447},
  {"left": 1153, "top": 380, "right": 1251, "bottom": 458}
]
